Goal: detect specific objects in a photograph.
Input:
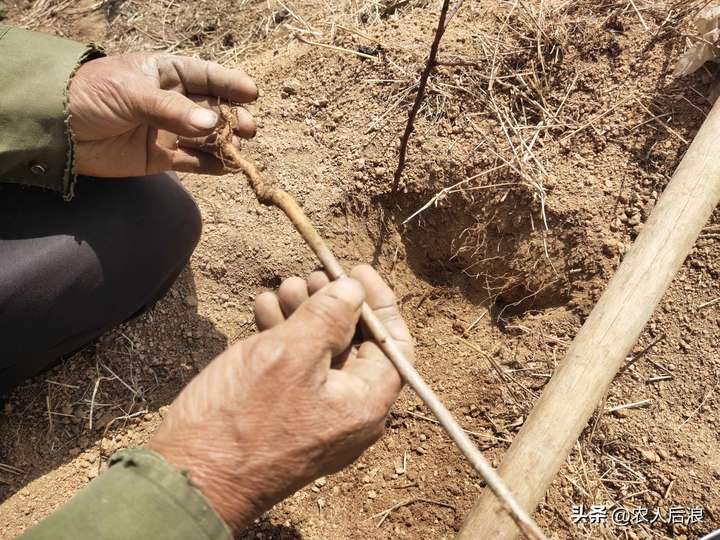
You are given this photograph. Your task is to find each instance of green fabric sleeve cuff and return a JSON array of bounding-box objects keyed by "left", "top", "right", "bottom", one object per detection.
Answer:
[
  {"left": 18, "top": 448, "right": 232, "bottom": 540},
  {"left": 0, "top": 26, "right": 104, "bottom": 199}
]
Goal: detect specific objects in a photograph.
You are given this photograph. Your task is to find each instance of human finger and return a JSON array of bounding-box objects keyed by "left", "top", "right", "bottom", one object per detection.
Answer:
[
  {"left": 254, "top": 292, "right": 285, "bottom": 331},
  {"left": 178, "top": 134, "right": 242, "bottom": 152},
  {"left": 157, "top": 55, "right": 259, "bottom": 103},
  {"left": 350, "top": 264, "right": 413, "bottom": 358},
  {"left": 338, "top": 265, "right": 412, "bottom": 402},
  {"left": 341, "top": 341, "right": 402, "bottom": 411},
  {"left": 166, "top": 147, "right": 227, "bottom": 175},
  {"left": 277, "top": 277, "right": 310, "bottom": 318},
  {"left": 186, "top": 96, "right": 257, "bottom": 138},
  {"left": 134, "top": 88, "right": 220, "bottom": 137},
  {"left": 284, "top": 278, "right": 365, "bottom": 360},
  {"left": 307, "top": 271, "right": 330, "bottom": 295}
]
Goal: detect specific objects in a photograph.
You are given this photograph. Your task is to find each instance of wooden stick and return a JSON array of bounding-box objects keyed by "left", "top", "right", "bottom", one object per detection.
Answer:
[
  {"left": 698, "top": 296, "right": 720, "bottom": 309},
  {"left": 219, "top": 142, "right": 547, "bottom": 540},
  {"left": 391, "top": 0, "right": 450, "bottom": 193},
  {"left": 444, "top": 0, "right": 467, "bottom": 30},
  {"left": 606, "top": 399, "right": 652, "bottom": 413},
  {"left": 457, "top": 97, "right": 720, "bottom": 539}
]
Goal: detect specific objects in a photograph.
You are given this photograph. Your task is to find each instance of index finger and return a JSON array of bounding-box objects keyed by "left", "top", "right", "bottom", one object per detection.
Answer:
[
  {"left": 158, "top": 55, "right": 259, "bottom": 103},
  {"left": 338, "top": 265, "right": 414, "bottom": 406},
  {"left": 350, "top": 264, "right": 413, "bottom": 358}
]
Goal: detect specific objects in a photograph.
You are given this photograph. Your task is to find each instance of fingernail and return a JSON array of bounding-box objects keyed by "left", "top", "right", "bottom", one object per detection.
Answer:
[
  {"left": 190, "top": 108, "right": 218, "bottom": 130},
  {"left": 329, "top": 278, "right": 365, "bottom": 309}
]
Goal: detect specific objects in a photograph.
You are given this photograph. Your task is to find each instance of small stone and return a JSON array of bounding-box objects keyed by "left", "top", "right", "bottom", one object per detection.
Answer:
[
  {"left": 314, "top": 477, "right": 327, "bottom": 488},
  {"left": 602, "top": 239, "right": 621, "bottom": 257},
  {"left": 281, "top": 78, "right": 301, "bottom": 96},
  {"left": 419, "top": 433, "right": 427, "bottom": 442},
  {"left": 362, "top": 474, "right": 371, "bottom": 484},
  {"left": 209, "top": 260, "right": 227, "bottom": 277},
  {"left": 331, "top": 486, "right": 341, "bottom": 496},
  {"left": 367, "top": 490, "right": 378, "bottom": 499},
  {"left": 415, "top": 446, "right": 427, "bottom": 455},
  {"left": 639, "top": 448, "right": 661, "bottom": 463}
]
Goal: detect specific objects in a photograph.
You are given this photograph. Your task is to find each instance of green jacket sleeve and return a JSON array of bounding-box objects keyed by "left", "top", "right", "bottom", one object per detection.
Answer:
[
  {"left": 0, "top": 26, "right": 103, "bottom": 199},
  {"left": 18, "top": 448, "right": 232, "bottom": 540}
]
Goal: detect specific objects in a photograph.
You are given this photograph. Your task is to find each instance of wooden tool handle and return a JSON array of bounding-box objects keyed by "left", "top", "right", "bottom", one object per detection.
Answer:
[{"left": 458, "top": 97, "right": 720, "bottom": 540}]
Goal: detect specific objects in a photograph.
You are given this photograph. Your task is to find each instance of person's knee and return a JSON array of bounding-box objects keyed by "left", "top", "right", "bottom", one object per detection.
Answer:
[
  {"left": 0, "top": 174, "right": 203, "bottom": 392},
  {"left": 151, "top": 172, "right": 202, "bottom": 268},
  {"left": 59, "top": 172, "right": 203, "bottom": 322},
  {"left": 114, "top": 172, "right": 202, "bottom": 307}
]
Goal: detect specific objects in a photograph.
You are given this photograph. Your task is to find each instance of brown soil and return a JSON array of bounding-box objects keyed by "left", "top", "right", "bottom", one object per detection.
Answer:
[{"left": 2, "top": 1, "right": 720, "bottom": 539}]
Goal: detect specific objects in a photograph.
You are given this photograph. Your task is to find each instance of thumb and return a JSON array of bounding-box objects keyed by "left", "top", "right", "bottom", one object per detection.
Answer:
[
  {"left": 135, "top": 88, "right": 219, "bottom": 137},
  {"left": 285, "top": 277, "right": 365, "bottom": 358}
]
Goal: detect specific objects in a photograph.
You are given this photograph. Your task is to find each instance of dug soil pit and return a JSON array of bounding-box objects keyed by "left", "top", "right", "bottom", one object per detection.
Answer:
[{"left": 1, "top": 1, "right": 719, "bottom": 539}]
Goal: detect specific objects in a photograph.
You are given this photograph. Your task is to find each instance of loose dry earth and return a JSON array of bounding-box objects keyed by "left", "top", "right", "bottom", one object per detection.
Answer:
[{"left": 1, "top": 1, "right": 720, "bottom": 539}]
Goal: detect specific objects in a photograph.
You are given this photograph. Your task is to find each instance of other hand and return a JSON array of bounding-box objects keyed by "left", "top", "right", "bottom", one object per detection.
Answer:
[
  {"left": 147, "top": 265, "right": 413, "bottom": 532},
  {"left": 69, "top": 53, "right": 258, "bottom": 177}
]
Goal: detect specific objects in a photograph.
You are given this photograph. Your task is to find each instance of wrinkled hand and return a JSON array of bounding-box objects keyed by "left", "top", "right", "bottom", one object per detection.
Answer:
[
  {"left": 147, "top": 265, "right": 413, "bottom": 532},
  {"left": 69, "top": 53, "right": 258, "bottom": 177}
]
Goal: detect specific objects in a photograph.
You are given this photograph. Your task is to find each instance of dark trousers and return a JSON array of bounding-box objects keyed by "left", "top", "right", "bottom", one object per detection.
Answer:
[{"left": 0, "top": 173, "right": 202, "bottom": 395}]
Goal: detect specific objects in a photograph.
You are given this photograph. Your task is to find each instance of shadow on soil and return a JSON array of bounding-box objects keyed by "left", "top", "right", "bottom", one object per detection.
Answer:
[
  {"left": 0, "top": 268, "right": 227, "bottom": 505},
  {"left": 238, "top": 523, "right": 304, "bottom": 540},
  {"left": 359, "top": 185, "right": 595, "bottom": 323}
]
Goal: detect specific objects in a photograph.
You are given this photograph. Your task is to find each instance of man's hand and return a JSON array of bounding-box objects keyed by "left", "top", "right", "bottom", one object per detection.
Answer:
[
  {"left": 147, "top": 265, "right": 413, "bottom": 532},
  {"left": 69, "top": 53, "right": 258, "bottom": 177}
]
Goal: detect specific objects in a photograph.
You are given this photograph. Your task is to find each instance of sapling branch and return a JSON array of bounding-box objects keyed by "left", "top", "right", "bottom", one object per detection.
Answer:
[
  {"left": 213, "top": 107, "right": 548, "bottom": 540},
  {"left": 391, "top": 0, "right": 461, "bottom": 193}
]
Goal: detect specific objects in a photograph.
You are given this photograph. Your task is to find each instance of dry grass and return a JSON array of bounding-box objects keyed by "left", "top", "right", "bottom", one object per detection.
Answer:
[{"left": 391, "top": 0, "right": 716, "bottom": 315}]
